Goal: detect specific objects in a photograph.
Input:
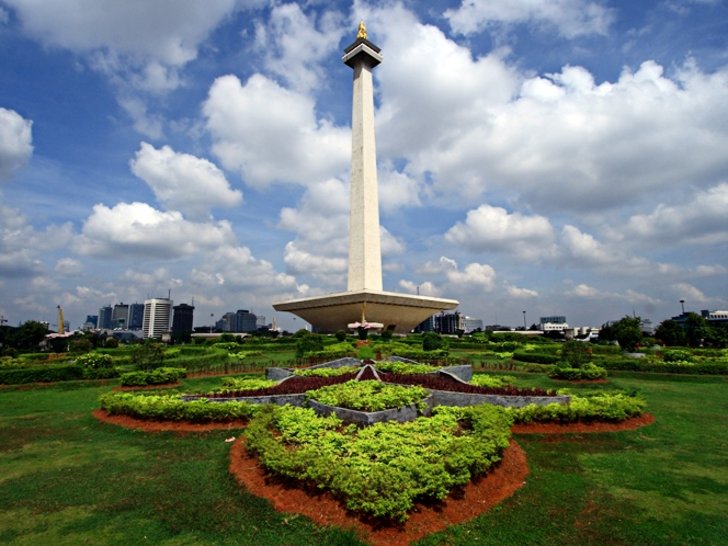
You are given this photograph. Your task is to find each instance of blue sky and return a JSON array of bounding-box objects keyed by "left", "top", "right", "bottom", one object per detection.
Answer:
[{"left": 1, "top": 0, "right": 726, "bottom": 332}]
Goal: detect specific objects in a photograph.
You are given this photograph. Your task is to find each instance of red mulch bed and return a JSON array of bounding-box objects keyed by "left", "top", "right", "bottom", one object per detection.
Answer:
[
  {"left": 512, "top": 413, "right": 654, "bottom": 434},
  {"left": 93, "top": 408, "right": 655, "bottom": 544},
  {"left": 92, "top": 409, "right": 247, "bottom": 433},
  {"left": 229, "top": 438, "right": 528, "bottom": 546}
]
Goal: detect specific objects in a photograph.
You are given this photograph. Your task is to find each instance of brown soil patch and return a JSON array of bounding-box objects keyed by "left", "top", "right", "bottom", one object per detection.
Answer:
[
  {"left": 229, "top": 438, "right": 528, "bottom": 546},
  {"left": 92, "top": 409, "right": 247, "bottom": 433},
  {"left": 512, "top": 413, "right": 654, "bottom": 434}
]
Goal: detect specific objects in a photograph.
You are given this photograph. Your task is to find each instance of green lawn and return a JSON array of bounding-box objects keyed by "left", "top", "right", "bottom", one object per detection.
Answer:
[{"left": 0, "top": 372, "right": 726, "bottom": 545}]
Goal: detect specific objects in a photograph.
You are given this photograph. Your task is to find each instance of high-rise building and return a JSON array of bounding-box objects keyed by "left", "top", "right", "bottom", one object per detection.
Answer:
[
  {"left": 84, "top": 315, "right": 98, "bottom": 330},
  {"left": 172, "top": 303, "right": 195, "bottom": 337},
  {"left": 142, "top": 298, "right": 172, "bottom": 339},
  {"left": 128, "top": 303, "right": 144, "bottom": 330},
  {"left": 235, "top": 309, "right": 257, "bottom": 333},
  {"left": 97, "top": 306, "right": 112, "bottom": 329},
  {"left": 112, "top": 303, "right": 129, "bottom": 329}
]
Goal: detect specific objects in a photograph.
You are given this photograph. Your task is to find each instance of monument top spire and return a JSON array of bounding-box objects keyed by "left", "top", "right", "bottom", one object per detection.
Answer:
[{"left": 357, "top": 20, "right": 367, "bottom": 40}]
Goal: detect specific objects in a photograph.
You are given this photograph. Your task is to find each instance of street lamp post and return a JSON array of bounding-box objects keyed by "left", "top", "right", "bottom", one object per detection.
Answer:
[
  {"left": 210, "top": 313, "right": 214, "bottom": 334},
  {"left": 680, "top": 299, "right": 685, "bottom": 315},
  {"left": 522, "top": 310, "right": 527, "bottom": 330}
]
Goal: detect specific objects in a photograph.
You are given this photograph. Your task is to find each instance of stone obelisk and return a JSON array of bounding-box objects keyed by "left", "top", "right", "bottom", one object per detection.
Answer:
[
  {"left": 344, "top": 21, "right": 383, "bottom": 292},
  {"left": 273, "top": 24, "right": 458, "bottom": 333}
]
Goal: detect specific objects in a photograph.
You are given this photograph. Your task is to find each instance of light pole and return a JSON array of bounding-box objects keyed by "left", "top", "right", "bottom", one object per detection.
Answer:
[
  {"left": 210, "top": 313, "right": 214, "bottom": 334},
  {"left": 680, "top": 299, "right": 685, "bottom": 315},
  {"left": 522, "top": 310, "right": 527, "bottom": 330}
]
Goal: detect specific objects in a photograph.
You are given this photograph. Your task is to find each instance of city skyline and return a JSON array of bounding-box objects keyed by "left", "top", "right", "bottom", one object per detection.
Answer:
[{"left": 1, "top": 1, "right": 727, "bottom": 332}]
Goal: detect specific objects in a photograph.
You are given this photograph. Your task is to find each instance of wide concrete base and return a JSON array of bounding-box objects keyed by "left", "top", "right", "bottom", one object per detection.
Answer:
[{"left": 273, "top": 290, "right": 458, "bottom": 334}]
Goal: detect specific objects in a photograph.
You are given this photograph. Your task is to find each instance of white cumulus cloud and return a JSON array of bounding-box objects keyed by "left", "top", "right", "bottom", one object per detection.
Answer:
[
  {"left": 74, "top": 202, "right": 236, "bottom": 259},
  {"left": 130, "top": 142, "right": 242, "bottom": 220},
  {"left": 204, "top": 74, "right": 349, "bottom": 188},
  {"left": 445, "top": 204, "right": 554, "bottom": 258},
  {"left": 445, "top": 0, "right": 614, "bottom": 38},
  {"left": 0, "top": 107, "right": 33, "bottom": 181}
]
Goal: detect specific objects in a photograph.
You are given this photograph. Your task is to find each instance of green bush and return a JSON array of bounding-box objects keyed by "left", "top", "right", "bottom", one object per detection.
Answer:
[
  {"left": 306, "top": 380, "right": 429, "bottom": 412},
  {"left": 99, "top": 392, "right": 258, "bottom": 422},
  {"left": 662, "top": 349, "right": 693, "bottom": 363},
  {"left": 549, "top": 364, "right": 607, "bottom": 381},
  {"left": 512, "top": 351, "right": 560, "bottom": 364},
  {"left": 294, "top": 366, "right": 360, "bottom": 377},
  {"left": 510, "top": 392, "right": 646, "bottom": 423},
  {"left": 76, "top": 353, "right": 114, "bottom": 369},
  {"left": 561, "top": 340, "right": 592, "bottom": 368},
  {"left": 469, "top": 374, "right": 516, "bottom": 388},
  {"left": 373, "top": 361, "right": 439, "bottom": 375},
  {"left": 0, "top": 364, "right": 84, "bottom": 384},
  {"left": 244, "top": 404, "right": 512, "bottom": 522},
  {"left": 119, "top": 367, "right": 187, "bottom": 387}
]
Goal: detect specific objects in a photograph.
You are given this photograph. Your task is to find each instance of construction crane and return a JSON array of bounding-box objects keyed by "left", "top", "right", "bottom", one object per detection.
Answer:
[{"left": 57, "top": 305, "right": 65, "bottom": 335}]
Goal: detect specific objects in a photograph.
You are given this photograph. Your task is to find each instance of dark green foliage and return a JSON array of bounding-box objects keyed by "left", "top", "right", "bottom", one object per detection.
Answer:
[
  {"left": 599, "top": 316, "right": 643, "bottom": 351},
  {"left": 598, "top": 357, "right": 728, "bottom": 374},
  {"left": 2, "top": 320, "right": 49, "bottom": 352},
  {"left": 294, "top": 332, "right": 324, "bottom": 357},
  {"left": 422, "top": 332, "right": 444, "bottom": 351},
  {"left": 120, "top": 367, "right": 187, "bottom": 387},
  {"left": 684, "top": 313, "right": 710, "bottom": 347},
  {"left": 69, "top": 337, "right": 93, "bottom": 353},
  {"left": 560, "top": 340, "right": 592, "bottom": 368},
  {"left": 131, "top": 341, "right": 165, "bottom": 370},
  {"left": 334, "top": 330, "right": 347, "bottom": 342},
  {"left": 512, "top": 351, "right": 560, "bottom": 364},
  {"left": 0, "top": 363, "right": 84, "bottom": 384},
  {"left": 655, "top": 319, "right": 686, "bottom": 346}
]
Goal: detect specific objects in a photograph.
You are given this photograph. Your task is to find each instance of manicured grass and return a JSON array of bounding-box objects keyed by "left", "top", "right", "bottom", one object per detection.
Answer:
[
  {"left": 419, "top": 372, "right": 728, "bottom": 545},
  {"left": 0, "top": 372, "right": 726, "bottom": 545}
]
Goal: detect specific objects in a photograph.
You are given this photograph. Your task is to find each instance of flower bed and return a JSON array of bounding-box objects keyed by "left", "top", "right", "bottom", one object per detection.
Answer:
[{"left": 244, "top": 403, "right": 512, "bottom": 522}]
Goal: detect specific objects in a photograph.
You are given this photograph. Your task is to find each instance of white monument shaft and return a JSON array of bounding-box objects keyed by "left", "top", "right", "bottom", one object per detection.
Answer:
[
  {"left": 347, "top": 48, "right": 382, "bottom": 291},
  {"left": 272, "top": 26, "right": 458, "bottom": 333}
]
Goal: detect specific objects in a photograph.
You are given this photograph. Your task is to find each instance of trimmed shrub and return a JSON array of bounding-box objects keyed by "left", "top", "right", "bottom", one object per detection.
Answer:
[
  {"left": 119, "top": 367, "right": 186, "bottom": 387},
  {"left": 244, "top": 404, "right": 512, "bottom": 522},
  {"left": 549, "top": 364, "right": 607, "bottom": 381},
  {"left": 99, "top": 392, "right": 258, "bottom": 422},
  {"left": 510, "top": 392, "right": 646, "bottom": 423},
  {"left": 0, "top": 364, "right": 84, "bottom": 384},
  {"left": 512, "top": 351, "right": 560, "bottom": 364}
]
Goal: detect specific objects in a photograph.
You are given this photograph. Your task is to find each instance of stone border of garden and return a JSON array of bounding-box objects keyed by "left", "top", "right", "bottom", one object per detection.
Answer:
[{"left": 308, "top": 394, "right": 433, "bottom": 425}]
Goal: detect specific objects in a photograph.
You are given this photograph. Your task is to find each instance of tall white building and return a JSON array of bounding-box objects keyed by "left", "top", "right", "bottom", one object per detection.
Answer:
[{"left": 142, "top": 298, "right": 172, "bottom": 339}]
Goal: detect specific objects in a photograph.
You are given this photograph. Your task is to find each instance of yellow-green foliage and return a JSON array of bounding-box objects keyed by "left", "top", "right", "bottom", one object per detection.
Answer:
[
  {"left": 244, "top": 404, "right": 512, "bottom": 521},
  {"left": 306, "top": 380, "right": 428, "bottom": 412},
  {"left": 294, "top": 366, "right": 360, "bottom": 377}
]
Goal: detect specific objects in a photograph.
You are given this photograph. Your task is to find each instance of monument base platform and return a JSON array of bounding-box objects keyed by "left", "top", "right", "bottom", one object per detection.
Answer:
[{"left": 273, "top": 290, "right": 458, "bottom": 334}]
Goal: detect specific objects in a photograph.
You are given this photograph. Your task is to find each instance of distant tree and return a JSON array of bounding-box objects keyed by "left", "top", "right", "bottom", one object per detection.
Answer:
[
  {"left": 104, "top": 337, "right": 119, "bottom": 349},
  {"left": 69, "top": 337, "right": 93, "bottom": 353},
  {"left": 9, "top": 321, "right": 49, "bottom": 352},
  {"left": 379, "top": 329, "right": 393, "bottom": 342},
  {"left": 684, "top": 313, "right": 709, "bottom": 347},
  {"left": 704, "top": 323, "right": 728, "bottom": 348},
  {"left": 131, "top": 341, "right": 165, "bottom": 370},
  {"left": 560, "top": 340, "right": 592, "bottom": 368},
  {"left": 422, "top": 332, "right": 444, "bottom": 352},
  {"left": 335, "top": 330, "right": 347, "bottom": 342},
  {"left": 600, "top": 316, "right": 643, "bottom": 351},
  {"left": 295, "top": 332, "right": 324, "bottom": 358},
  {"left": 655, "top": 319, "right": 686, "bottom": 346}
]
